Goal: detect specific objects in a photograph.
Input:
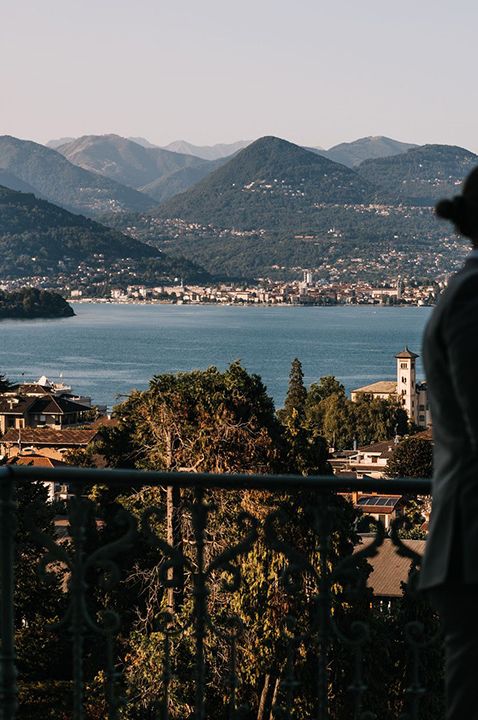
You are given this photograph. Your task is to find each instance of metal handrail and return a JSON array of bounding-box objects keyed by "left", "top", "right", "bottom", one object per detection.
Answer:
[{"left": 0, "top": 464, "right": 432, "bottom": 493}]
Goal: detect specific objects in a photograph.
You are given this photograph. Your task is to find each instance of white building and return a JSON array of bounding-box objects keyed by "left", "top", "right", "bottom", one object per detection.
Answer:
[{"left": 350, "top": 347, "right": 430, "bottom": 428}]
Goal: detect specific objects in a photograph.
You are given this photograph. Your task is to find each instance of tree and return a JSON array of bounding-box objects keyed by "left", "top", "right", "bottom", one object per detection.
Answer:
[
  {"left": 280, "top": 358, "right": 307, "bottom": 424},
  {"left": 306, "top": 375, "right": 346, "bottom": 405},
  {"left": 353, "top": 397, "right": 409, "bottom": 446},
  {"left": 0, "top": 372, "right": 12, "bottom": 392},
  {"left": 387, "top": 437, "right": 433, "bottom": 538},
  {"left": 96, "top": 364, "right": 368, "bottom": 719},
  {"left": 387, "top": 438, "right": 433, "bottom": 479}
]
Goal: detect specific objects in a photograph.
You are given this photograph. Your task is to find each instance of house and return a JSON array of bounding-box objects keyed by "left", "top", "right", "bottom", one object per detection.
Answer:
[
  {"left": 0, "top": 426, "right": 101, "bottom": 461},
  {"left": 350, "top": 347, "right": 431, "bottom": 428},
  {"left": 0, "top": 376, "right": 92, "bottom": 434}
]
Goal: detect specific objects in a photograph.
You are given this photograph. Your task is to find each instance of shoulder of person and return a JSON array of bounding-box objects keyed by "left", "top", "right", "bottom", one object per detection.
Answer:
[{"left": 449, "top": 267, "right": 478, "bottom": 306}]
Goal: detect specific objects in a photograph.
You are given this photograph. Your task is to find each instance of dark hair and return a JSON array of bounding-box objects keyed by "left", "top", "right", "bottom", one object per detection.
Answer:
[{"left": 436, "top": 166, "right": 478, "bottom": 239}]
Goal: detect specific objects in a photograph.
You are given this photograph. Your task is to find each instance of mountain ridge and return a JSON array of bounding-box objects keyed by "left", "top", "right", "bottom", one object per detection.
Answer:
[
  {"left": 157, "top": 135, "right": 380, "bottom": 231},
  {"left": 0, "top": 136, "right": 156, "bottom": 217},
  {"left": 0, "top": 184, "right": 158, "bottom": 278},
  {"left": 56, "top": 134, "right": 208, "bottom": 192},
  {"left": 357, "top": 144, "right": 478, "bottom": 203}
]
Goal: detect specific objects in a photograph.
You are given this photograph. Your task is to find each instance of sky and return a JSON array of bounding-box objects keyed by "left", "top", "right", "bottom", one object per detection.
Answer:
[{"left": 1, "top": 0, "right": 478, "bottom": 151}]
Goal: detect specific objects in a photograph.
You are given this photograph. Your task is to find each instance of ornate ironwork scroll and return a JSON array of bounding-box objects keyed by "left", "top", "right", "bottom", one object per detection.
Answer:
[
  {"left": 29, "top": 483, "right": 137, "bottom": 720},
  {"left": 390, "top": 516, "right": 441, "bottom": 720},
  {"left": 142, "top": 485, "right": 259, "bottom": 720}
]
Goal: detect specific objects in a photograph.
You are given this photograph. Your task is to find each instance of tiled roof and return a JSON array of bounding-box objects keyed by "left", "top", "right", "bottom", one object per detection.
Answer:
[
  {"left": 351, "top": 381, "right": 397, "bottom": 394},
  {"left": 8, "top": 454, "right": 68, "bottom": 468},
  {"left": 395, "top": 347, "right": 419, "bottom": 359},
  {"left": 412, "top": 429, "right": 433, "bottom": 441},
  {"left": 354, "top": 439, "right": 400, "bottom": 456},
  {"left": 0, "top": 393, "right": 89, "bottom": 416},
  {"left": 355, "top": 537, "right": 426, "bottom": 597},
  {"left": 28, "top": 396, "right": 90, "bottom": 415},
  {"left": 1, "top": 427, "right": 98, "bottom": 446},
  {"left": 0, "top": 396, "right": 37, "bottom": 415}
]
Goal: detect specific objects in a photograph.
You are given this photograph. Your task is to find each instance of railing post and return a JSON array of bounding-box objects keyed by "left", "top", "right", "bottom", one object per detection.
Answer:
[{"left": 0, "top": 467, "right": 17, "bottom": 720}]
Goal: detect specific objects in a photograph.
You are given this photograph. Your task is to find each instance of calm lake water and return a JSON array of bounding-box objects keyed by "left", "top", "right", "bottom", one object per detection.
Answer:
[{"left": 0, "top": 303, "right": 432, "bottom": 411}]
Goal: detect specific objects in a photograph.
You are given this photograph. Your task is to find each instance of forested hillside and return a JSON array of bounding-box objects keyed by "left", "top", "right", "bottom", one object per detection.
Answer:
[{"left": 0, "top": 185, "right": 157, "bottom": 277}]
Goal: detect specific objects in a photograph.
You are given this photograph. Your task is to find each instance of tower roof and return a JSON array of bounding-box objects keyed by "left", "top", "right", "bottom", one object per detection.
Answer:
[{"left": 395, "top": 346, "right": 419, "bottom": 359}]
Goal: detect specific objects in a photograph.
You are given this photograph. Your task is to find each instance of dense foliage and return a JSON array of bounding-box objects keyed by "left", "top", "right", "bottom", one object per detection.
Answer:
[
  {"left": 11, "top": 363, "right": 441, "bottom": 719},
  {"left": 357, "top": 144, "right": 478, "bottom": 204},
  {"left": 0, "top": 185, "right": 155, "bottom": 278},
  {"left": 158, "top": 136, "right": 380, "bottom": 230},
  {"left": 387, "top": 437, "right": 434, "bottom": 479},
  {"left": 0, "top": 287, "right": 74, "bottom": 319}
]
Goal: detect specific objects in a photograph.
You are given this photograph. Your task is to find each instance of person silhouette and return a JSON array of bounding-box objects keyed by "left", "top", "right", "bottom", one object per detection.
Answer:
[{"left": 420, "top": 165, "right": 478, "bottom": 719}]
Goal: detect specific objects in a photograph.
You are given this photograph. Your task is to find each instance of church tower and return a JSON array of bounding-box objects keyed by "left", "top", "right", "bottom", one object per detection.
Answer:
[{"left": 395, "top": 347, "right": 419, "bottom": 424}]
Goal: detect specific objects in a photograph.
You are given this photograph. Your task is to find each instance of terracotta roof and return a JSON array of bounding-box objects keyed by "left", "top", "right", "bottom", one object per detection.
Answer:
[
  {"left": 351, "top": 381, "right": 397, "bottom": 395},
  {"left": 8, "top": 454, "right": 69, "bottom": 468},
  {"left": 355, "top": 537, "right": 426, "bottom": 597},
  {"left": 395, "top": 346, "right": 419, "bottom": 359},
  {"left": 1, "top": 427, "right": 99, "bottom": 446},
  {"left": 412, "top": 429, "right": 433, "bottom": 441}
]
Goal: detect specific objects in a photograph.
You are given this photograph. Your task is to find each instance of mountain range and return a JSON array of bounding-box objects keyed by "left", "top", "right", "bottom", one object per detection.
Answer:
[
  {"left": 162, "top": 139, "right": 252, "bottom": 160},
  {"left": 2, "top": 131, "right": 478, "bottom": 283},
  {"left": 322, "top": 136, "right": 418, "bottom": 167},
  {"left": 107, "top": 137, "right": 475, "bottom": 281},
  {"left": 55, "top": 134, "right": 232, "bottom": 203},
  {"left": 0, "top": 136, "right": 155, "bottom": 217},
  {"left": 157, "top": 136, "right": 380, "bottom": 231}
]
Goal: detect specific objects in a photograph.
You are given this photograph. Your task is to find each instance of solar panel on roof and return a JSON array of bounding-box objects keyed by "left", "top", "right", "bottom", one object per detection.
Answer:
[{"left": 376, "top": 498, "right": 388, "bottom": 506}]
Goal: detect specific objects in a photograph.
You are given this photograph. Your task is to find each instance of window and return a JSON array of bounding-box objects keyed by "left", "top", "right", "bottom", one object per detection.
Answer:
[
  {"left": 402, "top": 376, "right": 407, "bottom": 383},
  {"left": 400, "top": 362, "right": 408, "bottom": 369},
  {"left": 419, "top": 404, "right": 425, "bottom": 411},
  {"left": 371, "top": 456, "right": 378, "bottom": 463}
]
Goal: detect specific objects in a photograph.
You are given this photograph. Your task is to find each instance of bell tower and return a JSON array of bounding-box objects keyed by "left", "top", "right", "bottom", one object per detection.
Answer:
[{"left": 395, "top": 347, "right": 419, "bottom": 424}]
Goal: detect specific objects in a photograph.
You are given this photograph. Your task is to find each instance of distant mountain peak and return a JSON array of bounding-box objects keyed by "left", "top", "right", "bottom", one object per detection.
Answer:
[
  {"left": 158, "top": 133, "right": 378, "bottom": 231},
  {"left": 0, "top": 135, "right": 155, "bottom": 217},
  {"left": 162, "top": 139, "right": 252, "bottom": 161},
  {"left": 326, "top": 136, "right": 419, "bottom": 167}
]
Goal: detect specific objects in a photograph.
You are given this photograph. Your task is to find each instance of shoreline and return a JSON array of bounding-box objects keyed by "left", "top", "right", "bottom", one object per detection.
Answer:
[{"left": 70, "top": 298, "right": 434, "bottom": 308}]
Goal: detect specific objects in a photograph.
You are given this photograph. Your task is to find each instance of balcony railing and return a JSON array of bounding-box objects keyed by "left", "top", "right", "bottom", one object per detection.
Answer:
[{"left": 0, "top": 466, "right": 437, "bottom": 720}]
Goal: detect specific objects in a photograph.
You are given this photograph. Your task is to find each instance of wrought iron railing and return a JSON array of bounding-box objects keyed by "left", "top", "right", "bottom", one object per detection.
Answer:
[{"left": 0, "top": 466, "right": 437, "bottom": 720}]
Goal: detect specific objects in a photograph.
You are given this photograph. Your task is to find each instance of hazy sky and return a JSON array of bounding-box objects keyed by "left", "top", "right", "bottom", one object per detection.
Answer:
[{"left": 2, "top": 0, "right": 478, "bottom": 150}]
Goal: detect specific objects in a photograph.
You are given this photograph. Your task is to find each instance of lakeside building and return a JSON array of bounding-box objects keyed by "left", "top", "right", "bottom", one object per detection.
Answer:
[
  {"left": 0, "top": 376, "right": 93, "bottom": 435},
  {"left": 350, "top": 347, "right": 430, "bottom": 428}
]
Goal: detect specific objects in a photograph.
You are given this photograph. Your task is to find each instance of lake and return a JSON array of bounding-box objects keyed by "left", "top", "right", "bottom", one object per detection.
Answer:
[{"left": 0, "top": 303, "right": 432, "bottom": 411}]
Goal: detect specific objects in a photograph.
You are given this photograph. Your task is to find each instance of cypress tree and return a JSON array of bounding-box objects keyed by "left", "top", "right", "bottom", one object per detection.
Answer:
[{"left": 283, "top": 358, "right": 307, "bottom": 422}]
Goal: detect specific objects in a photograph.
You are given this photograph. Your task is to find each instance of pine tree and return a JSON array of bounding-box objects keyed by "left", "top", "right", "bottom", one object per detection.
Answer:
[{"left": 282, "top": 358, "right": 307, "bottom": 422}]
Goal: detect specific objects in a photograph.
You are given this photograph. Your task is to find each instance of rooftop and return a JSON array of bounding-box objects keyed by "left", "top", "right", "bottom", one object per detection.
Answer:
[
  {"left": 357, "top": 537, "right": 426, "bottom": 597},
  {"left": 1, "top": 427, "right": 99, "bottom": 446},
  {"left": 351, "top": 380, "right": 397, "bottom": 395},
  {"left": 395, "top": 346, "right": 419, "bottom": 359}
]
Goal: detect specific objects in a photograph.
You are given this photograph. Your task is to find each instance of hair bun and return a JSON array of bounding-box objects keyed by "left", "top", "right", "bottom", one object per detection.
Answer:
[{"left": 435, "top": 198, "right": 456, "bottom": 220}]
